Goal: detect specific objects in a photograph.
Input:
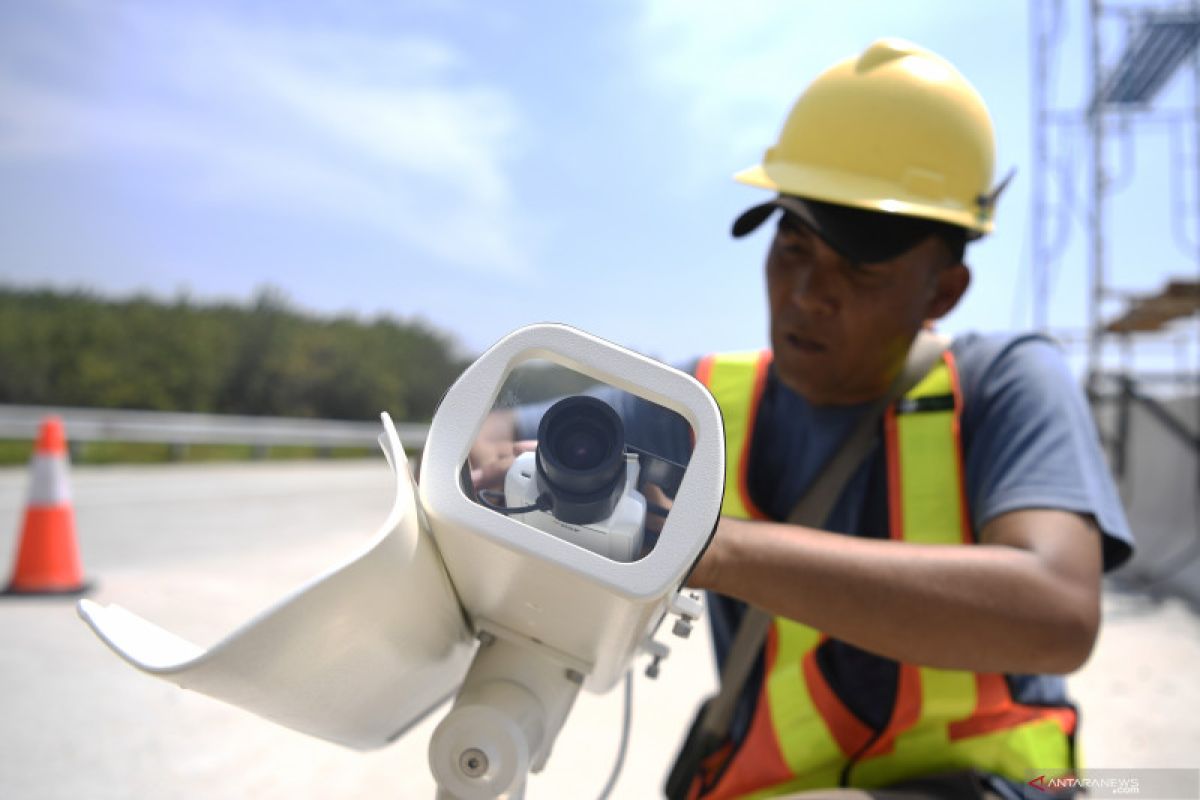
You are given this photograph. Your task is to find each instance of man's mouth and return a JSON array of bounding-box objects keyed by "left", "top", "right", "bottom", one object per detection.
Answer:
[{"left": 785, "top": 332, "right": 827, "bottom": 353}]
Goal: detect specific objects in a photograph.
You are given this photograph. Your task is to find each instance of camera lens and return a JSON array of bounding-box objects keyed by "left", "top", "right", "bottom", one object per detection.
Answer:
[
  {"left": 556, "top": 422, "right": 610, "bottom": 471},
  {"left": 535, "top": 396, "right": 626, "bottom": 525}
]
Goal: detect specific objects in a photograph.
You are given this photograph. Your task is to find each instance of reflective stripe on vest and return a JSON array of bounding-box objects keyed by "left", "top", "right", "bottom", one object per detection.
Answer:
[
  {"left": 695, "top": 351, "right": 772, "bottom": 521},
  {"left": 694, "top": 350, "right": 1076, "bottom": 799}
]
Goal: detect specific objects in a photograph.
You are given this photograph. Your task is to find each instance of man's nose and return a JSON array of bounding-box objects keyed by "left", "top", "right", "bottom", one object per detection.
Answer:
[{"left": 789, "top": 258, "right": 840, "bottom": 316}]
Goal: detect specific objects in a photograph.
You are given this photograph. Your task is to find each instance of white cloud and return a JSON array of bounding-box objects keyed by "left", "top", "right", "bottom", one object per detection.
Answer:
[
  {"left": 633, "top": 2, "right": 841, "bottom": 171},
  {"left": 629, "top": 1, "right": 962, "bottom": 183},
  {"left": 0, "top": 1, "right": 535, "bottom": 278}
]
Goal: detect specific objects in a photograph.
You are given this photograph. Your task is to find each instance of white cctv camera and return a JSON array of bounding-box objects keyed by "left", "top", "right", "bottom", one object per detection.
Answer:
[
  {"left": 77, "top": 323, "right": 725, "bottom": 799},
  {"left": 421, "top": 323, "right": 724, "bottom": 797}
]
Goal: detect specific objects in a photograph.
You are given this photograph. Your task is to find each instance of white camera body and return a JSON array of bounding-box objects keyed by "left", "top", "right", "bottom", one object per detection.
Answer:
[
  {"left": 503, "top": 450, "right": 647, "bottom": 563},
  {"left": 76, "top": 322, "right": 724, "bottom": 800},
  {"left": 421, "top": 323, "right": 723, "bottom": 797}
]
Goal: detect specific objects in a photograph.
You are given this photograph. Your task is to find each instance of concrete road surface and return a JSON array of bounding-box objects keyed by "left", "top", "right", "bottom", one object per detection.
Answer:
[{"left": 0, "top": 459, "right": 1197, "bottom": 799}]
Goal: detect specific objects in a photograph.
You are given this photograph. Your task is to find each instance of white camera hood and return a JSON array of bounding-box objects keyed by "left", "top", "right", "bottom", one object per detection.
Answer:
[
  {"left": 75, "top": 323, "right": 725, "bottom": 774},
  {"left": 78, "top": 414, "right": 475, "bottom": 750},
  {"left": 420, "top": 323, "right": 724, "bottom": 691}
]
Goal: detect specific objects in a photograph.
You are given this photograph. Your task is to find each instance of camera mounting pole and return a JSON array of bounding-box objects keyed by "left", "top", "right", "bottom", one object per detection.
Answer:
[{"left": 429, "top": 623, "right": 588, "bottom": 799}]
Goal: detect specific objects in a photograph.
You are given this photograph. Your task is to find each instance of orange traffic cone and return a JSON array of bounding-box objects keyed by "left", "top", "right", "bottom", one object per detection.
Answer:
[{"left": 3, "top": 416, "right": 90, "bottom": 596}]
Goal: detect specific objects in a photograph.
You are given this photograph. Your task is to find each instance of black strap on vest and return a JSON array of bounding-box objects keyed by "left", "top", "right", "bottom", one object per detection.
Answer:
[{"left": 666, "top": 331, "right": 950, "bottom": 800}]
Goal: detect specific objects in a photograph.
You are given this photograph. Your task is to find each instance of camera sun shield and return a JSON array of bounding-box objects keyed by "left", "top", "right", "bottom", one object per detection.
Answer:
[
  {"left": 71, "top": 321, "right": 722, "bottom": 800},
  {"left": 77, "top": 413, "right": 475, "bottom": 751}
]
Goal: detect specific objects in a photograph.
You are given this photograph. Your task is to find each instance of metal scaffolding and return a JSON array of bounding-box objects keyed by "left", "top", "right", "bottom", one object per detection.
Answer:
[
  {"left": 1032, "top": 0, "right": 1200, "bottom": 469},
  {"left": 1033, "top": 2, "right": 1200, "bottom": 595},
  {"left": 1031, "top": 0, "right": 1200, "bottom": 396}
]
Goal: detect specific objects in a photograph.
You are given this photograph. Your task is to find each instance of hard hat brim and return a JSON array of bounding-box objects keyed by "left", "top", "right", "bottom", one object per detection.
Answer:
[
  {"left": 731, "top": 195, "right": 957, "bottom": 264},
  {"left": 733, "top": 162, "right": 995, "bottom": 237},
  {"left": 733, "top": 164, "right": 776, "bottom": 191}
]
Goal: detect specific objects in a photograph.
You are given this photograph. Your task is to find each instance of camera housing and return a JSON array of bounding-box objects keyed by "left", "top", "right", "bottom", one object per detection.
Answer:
[
  {"left": 422, "top": 323, "right": 723, "bottom": 797},
  {"left": 420, "top": 323, "right": 724, "bottom": 693},
  {"left": 75, "top": 322, "right": 724, "bottom": 799}
]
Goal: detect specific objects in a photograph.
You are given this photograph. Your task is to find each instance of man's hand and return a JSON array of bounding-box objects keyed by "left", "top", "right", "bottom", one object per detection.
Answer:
[
  {"left": 641, "top": 482, "right": 675, "bottom": 537},
  {"left": 467, "top": 410, "right": 536, "bottom": 492}
]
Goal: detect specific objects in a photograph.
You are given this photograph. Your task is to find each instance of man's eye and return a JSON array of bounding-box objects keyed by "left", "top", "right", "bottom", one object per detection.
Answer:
[
  {"left": 777, "top": 235, "right": 811, "bottom": 254},
  {"left": 846, "top": 261, "right": 885, "bottom": 281}
]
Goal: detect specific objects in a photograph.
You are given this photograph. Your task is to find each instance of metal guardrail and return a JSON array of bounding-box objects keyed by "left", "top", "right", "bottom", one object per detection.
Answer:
[{"left": 0, "top": 404, "right": 430, "bottom": 452}]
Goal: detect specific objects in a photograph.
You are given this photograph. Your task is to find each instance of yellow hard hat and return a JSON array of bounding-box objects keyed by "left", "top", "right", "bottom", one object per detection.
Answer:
[{"left": 735, "top": 38, "right": 1002, "bottom": 238}]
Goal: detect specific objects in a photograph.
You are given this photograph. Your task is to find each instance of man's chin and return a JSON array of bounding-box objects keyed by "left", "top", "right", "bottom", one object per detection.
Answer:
[
  {"left": 772, "top": 364, "right": 828, "bottom": 404},
  {"left": 775, "top": 365, "right": 886, "bottom": 407}
]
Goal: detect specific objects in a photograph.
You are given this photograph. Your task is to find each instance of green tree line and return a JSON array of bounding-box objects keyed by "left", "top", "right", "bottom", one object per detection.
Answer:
[{"left": 0, "top": 287, "right": 471, "bottom": 422}]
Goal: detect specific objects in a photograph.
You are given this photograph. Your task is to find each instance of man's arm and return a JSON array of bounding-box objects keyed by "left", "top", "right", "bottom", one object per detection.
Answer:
[{"left": 687, "top": 507, "right": 1102, "bottom": 674}]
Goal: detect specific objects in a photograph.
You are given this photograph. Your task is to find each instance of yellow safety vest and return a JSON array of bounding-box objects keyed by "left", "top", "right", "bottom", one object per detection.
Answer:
[{"left": 692, "top": 350, "right": 1076, "bottom": 800}]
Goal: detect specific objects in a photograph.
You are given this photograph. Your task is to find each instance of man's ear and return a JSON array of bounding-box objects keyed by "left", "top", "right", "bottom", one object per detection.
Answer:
[{"left": 926, "top": 262, "right": 971, "bottom": 321}]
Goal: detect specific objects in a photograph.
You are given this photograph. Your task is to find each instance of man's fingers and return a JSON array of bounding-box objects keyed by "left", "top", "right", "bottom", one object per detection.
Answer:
[
  {"left": 643, "top": 482, "right": 673, "bottom": 509},
  {"left": 469, "top": 440, "right": 538, "bottom": 490}
]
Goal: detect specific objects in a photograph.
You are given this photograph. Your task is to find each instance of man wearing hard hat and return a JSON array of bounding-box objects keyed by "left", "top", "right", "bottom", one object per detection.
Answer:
[{"left": 671, "top": 40, "right": 1133, "bottom": 800}]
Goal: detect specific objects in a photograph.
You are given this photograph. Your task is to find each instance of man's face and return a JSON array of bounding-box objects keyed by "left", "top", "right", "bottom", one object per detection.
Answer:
[{"left": 765, "top": 215, "right": 965, "bottom": 405}]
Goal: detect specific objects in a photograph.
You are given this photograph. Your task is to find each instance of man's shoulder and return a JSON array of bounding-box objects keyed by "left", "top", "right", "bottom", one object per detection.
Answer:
[
  {"left": 950, "top": 330, "right": 1063, "bottom": 370},
  {"left": 950, "top": 330, "right": 1074, "bottom": 402},
  {"left": 950, "top": 330, "right": 1135, "bottom": 569}
]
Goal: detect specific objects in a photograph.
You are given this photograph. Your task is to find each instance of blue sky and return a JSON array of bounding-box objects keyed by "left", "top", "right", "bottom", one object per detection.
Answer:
[{"left": 1, "top": 0, "right": 1195, "bottom": 371}]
